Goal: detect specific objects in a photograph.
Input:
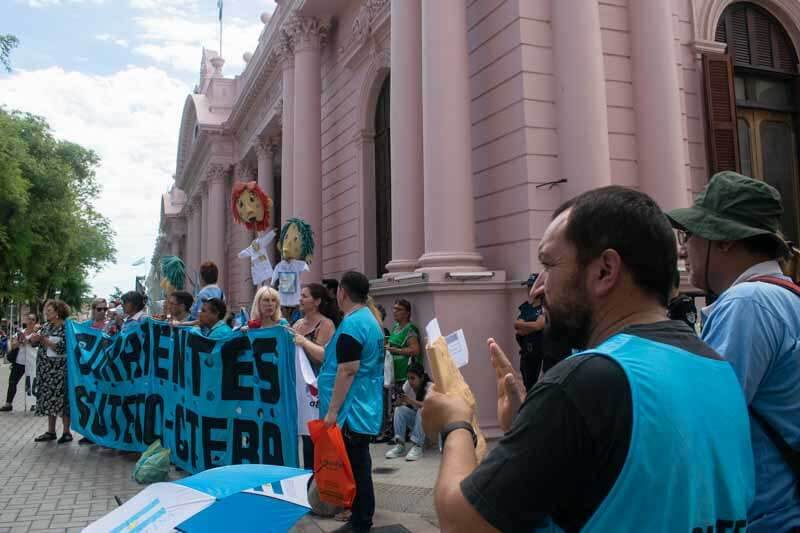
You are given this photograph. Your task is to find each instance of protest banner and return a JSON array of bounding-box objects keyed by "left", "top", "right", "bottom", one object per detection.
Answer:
[{"left": 65, "top": 318, "right": 298, "bottom": 474}]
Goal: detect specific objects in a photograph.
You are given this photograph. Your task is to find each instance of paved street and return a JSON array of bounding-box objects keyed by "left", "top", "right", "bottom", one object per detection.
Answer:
[{"left": 0, "top": 363, "right": 440, "bottom": 532}]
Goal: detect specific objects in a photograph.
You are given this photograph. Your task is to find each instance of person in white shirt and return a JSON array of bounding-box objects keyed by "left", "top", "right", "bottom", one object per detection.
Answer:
[
  {"left": 386, "top": 361, "right": 434, "bottom": 461},
  {"left": 0, "top": 314, "right": 38, "bottom": 412}
]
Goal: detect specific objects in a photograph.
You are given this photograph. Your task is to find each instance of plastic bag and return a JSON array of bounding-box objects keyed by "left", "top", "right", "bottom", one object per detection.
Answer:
[
  {"left": 383, "top": 349, "right": 394, "bottom": 388},
  {"left": 308, "top": 420, "right": 356, "bottom": 509},
  {"left": 133, "top": 439, "right": 171, "bottom": 484}
]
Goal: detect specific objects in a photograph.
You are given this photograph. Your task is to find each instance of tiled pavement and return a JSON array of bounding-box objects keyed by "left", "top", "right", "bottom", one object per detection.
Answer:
[{"left": 0, "top": 363, "right": 441, "bottom": 532}]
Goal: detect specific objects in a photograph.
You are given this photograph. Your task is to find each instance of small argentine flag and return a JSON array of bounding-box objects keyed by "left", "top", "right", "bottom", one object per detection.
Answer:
[{"left": 217, "top": 0, "right": 223, "bottom": 21}]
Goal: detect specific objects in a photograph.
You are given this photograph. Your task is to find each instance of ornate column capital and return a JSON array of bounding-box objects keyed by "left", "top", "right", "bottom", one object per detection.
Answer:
[
  {"left": 286, "top": 16, "right": 331, "bottom": 53},
  {"left": 235, "top": 162, "right": 256, "bottom": 181},
  {"left": 275, "top": 31, "right": 294, "bottom": 69},
  {"left": 255, "top": 138, "right": 277, "bottom": 159},
  {"left": 206, "top": 163, "right": 228, "bottom": 184}
]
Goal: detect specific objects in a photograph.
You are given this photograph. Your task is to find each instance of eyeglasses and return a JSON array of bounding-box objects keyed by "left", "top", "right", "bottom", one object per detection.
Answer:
[
  {"left": 677, "top": 230, "right": 692, "bottom": 246},
  {"left": 94, "top": 308, "right": 108, "bottom": 312}
]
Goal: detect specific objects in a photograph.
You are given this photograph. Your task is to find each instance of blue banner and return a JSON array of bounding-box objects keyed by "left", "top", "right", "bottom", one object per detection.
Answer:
[{"left": 66, "top": 318, "right": 298, "bottom": 474}]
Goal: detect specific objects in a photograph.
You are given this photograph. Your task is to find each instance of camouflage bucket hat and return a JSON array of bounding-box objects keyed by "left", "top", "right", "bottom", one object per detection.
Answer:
[{"left": 666, "top": 171, "right": 790, "bottom": 256}]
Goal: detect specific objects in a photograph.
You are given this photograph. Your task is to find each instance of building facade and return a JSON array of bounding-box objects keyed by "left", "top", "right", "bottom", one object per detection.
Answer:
[{"left": 151, "top": 0, "right": 800, "bottom": 434}]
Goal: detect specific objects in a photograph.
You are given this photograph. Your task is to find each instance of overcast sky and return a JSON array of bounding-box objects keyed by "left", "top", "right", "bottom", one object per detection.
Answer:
[{"left": 1, "top": 0, "right": 275, "bottom": 300}]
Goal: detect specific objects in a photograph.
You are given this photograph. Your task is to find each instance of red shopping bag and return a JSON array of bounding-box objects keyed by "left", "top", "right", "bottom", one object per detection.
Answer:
[{"left": 308, "top": 419, "right": 356, "bottom": 509}]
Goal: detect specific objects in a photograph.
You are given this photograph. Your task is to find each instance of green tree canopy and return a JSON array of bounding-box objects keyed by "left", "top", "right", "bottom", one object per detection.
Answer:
[{"left": 0, "top": 108, "right": 116, "bottom": 311}]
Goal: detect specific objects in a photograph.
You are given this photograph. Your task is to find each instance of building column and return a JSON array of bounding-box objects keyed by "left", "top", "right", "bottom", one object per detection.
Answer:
[
  {"left": 386, "top": 0, "right": 424, "bottom": 274},
  {"left": 200, "top": 181, "right": 208, "bottom": 262},
  {"left": 189, "top": 196, "right": 201, "bottom": 287},
  {"left": 183, "top": 205, "right": 195, "bottom": 289},
  {"left": 256, "top": 137, "right": 276, "bottom": 226},
  {"left": 206, "top": 163, "right": 227, "bottom": 288},
  {"left": 417, "top": 0, "right": 482, "bottom": 272},
  {"left": 170, "top": 235, "right": 180, "bottom": 257},
  {"left": 256, "top": 138, "right": 278, "bottom": 267},
  {"left": 630, "top": 0, "right": 687, "bottom": 210},
  {"left": 553, "top": 0, "right": 611, "bottom": 198},
  {"left": 289, "top": 16, "right": 328, "bottom": 282},
  {"left": 277, "top": 34, "right": 295, "bottom": 225}
]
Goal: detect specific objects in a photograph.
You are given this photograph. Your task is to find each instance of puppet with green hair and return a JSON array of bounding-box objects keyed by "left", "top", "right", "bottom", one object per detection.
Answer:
[
  {"left": 270, "top": 217, "right": 314, "bottom": 315},
  {"left": 159, "top": 255, "right": 186, "bottom": 296}
]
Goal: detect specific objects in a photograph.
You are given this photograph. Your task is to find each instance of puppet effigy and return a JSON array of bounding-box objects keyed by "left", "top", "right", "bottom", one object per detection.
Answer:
[
  {"left": 159, "top": 255, "right": 186, "bottom": 296},
  {"left": 231, "top": 181, "right": 272, "bottom": 232},
  {"left": 271, "top": 217, "right": 314, "bottom": 311},
  {"left": 232, "top": 181, "right": 276, "bottom": 286}
]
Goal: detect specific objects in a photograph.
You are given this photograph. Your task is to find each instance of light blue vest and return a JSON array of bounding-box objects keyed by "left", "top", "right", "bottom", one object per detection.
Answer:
[
  {"left": 539, "top": 333, "right": 754, "bottom": 532},
  {"left": 318, "top": 306, "right": 384, "bottom": 435}
]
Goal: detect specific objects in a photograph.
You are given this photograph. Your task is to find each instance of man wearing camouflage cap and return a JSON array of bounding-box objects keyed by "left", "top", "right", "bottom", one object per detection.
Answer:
[{"left": 667, "top": 171, "right": 800, "bottom": 532}]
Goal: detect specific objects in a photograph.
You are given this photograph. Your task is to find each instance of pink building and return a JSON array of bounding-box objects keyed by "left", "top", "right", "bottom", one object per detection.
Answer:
[{"left": 153, "top": 0, "right": 800, "bottom": 434}]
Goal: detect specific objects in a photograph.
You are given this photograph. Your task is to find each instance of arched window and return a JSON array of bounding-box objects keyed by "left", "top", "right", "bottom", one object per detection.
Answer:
[
  {"left": 374, "top": 75, "right": 391, "bottom": 276},
  {"left": 706, "top": 3, "right": 800, "bottom": 242}
]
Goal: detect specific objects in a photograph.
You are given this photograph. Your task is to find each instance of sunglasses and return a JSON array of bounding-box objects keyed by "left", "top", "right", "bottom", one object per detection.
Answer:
[
  {"left": 677, "top": 230, "right": 692, "bottom": 246},
  {"left": 94, "top": 307, "right": 108, "bottom": 312}
]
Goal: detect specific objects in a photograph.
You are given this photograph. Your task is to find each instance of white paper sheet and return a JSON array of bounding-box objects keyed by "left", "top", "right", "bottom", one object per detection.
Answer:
[
  {"left": 425, "top": 318, "right": 442, "bottom": 345},
  {"left": 445, "top": 329, "right": 469, "bottom": 368}
]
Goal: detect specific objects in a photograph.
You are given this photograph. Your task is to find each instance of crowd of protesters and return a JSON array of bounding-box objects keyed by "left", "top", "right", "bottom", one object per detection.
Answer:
[{"left": 2, "top": 171, "right": 799, "bottom": 532}]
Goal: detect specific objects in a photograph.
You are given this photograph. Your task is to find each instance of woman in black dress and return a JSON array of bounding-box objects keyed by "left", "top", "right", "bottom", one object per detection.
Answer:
[{"left": 32, "top": 299, "right": 72, "bottom": 444}]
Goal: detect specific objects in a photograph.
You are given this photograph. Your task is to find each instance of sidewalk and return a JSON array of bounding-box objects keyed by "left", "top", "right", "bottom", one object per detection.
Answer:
[{"left": 0, "top": 363, "right": 440, "bottom": 532}]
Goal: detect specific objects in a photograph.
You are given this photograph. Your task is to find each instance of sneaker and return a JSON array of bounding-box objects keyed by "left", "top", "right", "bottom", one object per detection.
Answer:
[
  {"left": 385, "top": 440, "right": 405, "bottom": 459},
  {"left": 0, "top": 404, "right": 11, "bottom": 412},
  {"left": 405, "top": 444, "right": 423, "bottom": 461}
]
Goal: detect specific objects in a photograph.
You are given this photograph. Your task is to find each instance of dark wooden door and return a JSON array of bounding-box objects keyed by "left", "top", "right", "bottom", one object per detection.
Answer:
[{"left": 374, "top": 75, "right": 391, "bottom": 276}]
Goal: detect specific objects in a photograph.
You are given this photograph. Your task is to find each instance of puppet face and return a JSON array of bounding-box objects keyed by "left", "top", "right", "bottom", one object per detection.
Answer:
[
  {"left": 236, "top": 190, "right": 265, "bottom": 226},
  {"left": 281, "top": 223, "right": 303, "bottom": 260}
]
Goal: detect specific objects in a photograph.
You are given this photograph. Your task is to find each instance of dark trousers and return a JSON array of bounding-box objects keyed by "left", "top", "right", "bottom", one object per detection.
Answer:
[
  {"left": 343, "top": 427, "right": 375, "bottom": 532},
  {"left": 301, "top": 435, "right": 314, "bottom": 470},
  {"left": 5, "top": 362, "right": 24, "bottom": 404}
]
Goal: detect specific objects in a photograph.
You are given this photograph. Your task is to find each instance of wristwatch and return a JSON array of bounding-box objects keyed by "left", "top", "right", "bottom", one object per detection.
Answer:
[{"left": 441, "top": 421, "right": 477, "bottom": 448}]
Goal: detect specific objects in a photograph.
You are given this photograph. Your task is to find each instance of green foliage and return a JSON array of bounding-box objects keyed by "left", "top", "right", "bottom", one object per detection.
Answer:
[
  {"left": 109, "top": 286, "right": 124, "bottom": 302},
  {"left": 0, "top": 108, "right": 116, "bottom": 310},
  {"left": 0, "top": 35, "right": 19, "bottom": 72}
]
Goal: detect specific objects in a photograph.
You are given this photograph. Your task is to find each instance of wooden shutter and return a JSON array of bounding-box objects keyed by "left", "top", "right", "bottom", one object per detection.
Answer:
[{"left": 703, "top": 52, "right": 740, "bottom": 174}]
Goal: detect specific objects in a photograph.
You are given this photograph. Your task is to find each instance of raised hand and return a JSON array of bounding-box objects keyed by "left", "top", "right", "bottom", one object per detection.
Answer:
[{"left": 487, "top": 338, "right": 526, "bottom": 433}]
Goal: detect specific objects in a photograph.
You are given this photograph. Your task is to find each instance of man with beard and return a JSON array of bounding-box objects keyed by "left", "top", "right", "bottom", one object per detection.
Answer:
[{"left": 422, "top": 186, "right": 754, "bottom": 532}]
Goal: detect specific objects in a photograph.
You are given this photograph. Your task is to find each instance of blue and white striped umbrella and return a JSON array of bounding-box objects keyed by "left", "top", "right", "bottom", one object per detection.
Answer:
[{"left": 83, "top": 465, "right": 312, "bottom": 533}]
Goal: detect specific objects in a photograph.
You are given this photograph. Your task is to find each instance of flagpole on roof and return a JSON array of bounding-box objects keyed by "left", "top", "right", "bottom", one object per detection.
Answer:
[{"left": 217, "top": 0, "right": 223, "bottom": 59}]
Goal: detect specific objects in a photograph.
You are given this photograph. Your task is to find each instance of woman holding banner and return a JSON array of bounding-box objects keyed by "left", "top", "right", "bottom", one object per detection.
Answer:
[
  {"left": 291, "top": 283, "right": 339, "bottom": 468},
  {"left": 248, "top": 286, "right": 284, "bottom": 329},
  {"left": 32, "top": 299, "right": 72, "bottom": 444}
]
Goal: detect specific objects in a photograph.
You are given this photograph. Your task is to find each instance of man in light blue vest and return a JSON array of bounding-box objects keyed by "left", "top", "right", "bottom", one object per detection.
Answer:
[
  {"left": 422, "top": 186, "right": 754, "bottom": 532},
  {"left": 318, "top": 271, "right": 384, "bottom": 533},
  {"left": 668, "top": 172, "right": 800, "bottom": 532}
]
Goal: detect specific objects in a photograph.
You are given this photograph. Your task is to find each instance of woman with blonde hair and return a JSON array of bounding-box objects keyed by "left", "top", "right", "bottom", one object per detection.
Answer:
[{"left": 248, "top": 286, "right": 284, "bottom": 329}]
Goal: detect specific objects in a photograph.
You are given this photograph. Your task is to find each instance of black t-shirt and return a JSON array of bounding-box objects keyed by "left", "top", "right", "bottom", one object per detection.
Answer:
[{"left": 460, "top": 321, "right": 722, "bottom": 533}]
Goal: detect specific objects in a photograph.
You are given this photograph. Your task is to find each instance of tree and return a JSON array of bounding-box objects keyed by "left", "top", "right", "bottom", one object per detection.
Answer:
[
  {"left": 109, "top": 286, "right": 123, "bottom": 303},
  {"left": 0, "top": 108, "right": 116, "bottom": 312},
  {"left": 0, "top": 35, "right": 19, "bottom": 72}
]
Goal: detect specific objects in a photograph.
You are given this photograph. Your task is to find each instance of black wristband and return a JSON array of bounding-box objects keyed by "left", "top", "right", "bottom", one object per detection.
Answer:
[{"left": 441, "top": 421, "right": 477, "bottom": 448}]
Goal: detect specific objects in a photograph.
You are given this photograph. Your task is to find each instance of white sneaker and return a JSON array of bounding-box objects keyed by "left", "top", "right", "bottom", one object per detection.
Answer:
[
  {"left": 385, "top": 441, "right": 405, "bottom": 459},
  {"left": 405, "top": 445, "right": 423, "bottom": 461}
]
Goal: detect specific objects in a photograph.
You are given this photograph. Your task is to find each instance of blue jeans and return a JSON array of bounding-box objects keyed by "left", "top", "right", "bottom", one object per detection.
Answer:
[{"left": 393, "top": 405, "right": 425, "bottom": 446}]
